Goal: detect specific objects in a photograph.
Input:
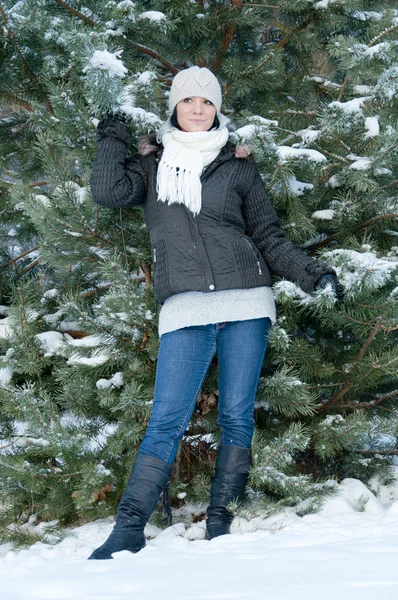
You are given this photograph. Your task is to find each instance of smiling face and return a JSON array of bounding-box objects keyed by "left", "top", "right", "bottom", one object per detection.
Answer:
[{"left": 176, "top": 96, "right": 217, "bottom": 132}]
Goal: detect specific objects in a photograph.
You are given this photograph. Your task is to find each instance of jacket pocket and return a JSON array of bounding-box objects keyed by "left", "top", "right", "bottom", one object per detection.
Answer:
[
  {"left": 243, "top": 237, "right": 263, "bottom": 275},
  {"left": 151, "top": 238, "right": 171, "bottom": 303}
]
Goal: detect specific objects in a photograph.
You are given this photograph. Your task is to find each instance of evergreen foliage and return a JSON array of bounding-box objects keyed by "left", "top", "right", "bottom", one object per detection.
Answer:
[{"left": 0, "top": 0, "right": 397, "bottom": 534}]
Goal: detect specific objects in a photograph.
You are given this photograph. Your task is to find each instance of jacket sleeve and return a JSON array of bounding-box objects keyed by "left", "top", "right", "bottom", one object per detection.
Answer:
[
  {"left": 242, "top": 164, "right": 336, "bottom": 293},
  {"left": 90, "top": 118, "right": 147, "bottom": 208}
]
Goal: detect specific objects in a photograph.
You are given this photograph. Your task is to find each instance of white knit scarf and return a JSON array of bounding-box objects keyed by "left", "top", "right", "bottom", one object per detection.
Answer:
[{"left": 156, "top": 118, "right": 229, "bottom": 216}]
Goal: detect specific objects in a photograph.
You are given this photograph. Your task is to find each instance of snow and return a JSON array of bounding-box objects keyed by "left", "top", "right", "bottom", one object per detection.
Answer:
[
  {"left": 287, "top": 176, "right": 314, "bottom": 195},
  {"left": 35, "top": 194, "right": 51, "bottom": 208},
  {"left": 65, "top": 334, "right": 104, "bottom": 347},
  {"left": 0, "top": 318, "right": 12, "bottom": 339},
  {"left": 349, "top": 156, "right": 372, "bottom": 170},
  {"left": 43, "top": 288, "right": 59, "bottom": 299},
  {"left": 138, "top": 10, "right": 166, "bottom": 21},
  {"left": 329, "top": 97, "right": 368, "bottom": 115},
  {"left": 323, "top": 248, "right": 398, "bottom": 294},
  {"left": 0, "top": 305, "right": 9, "bottom": 316},
  {"left": 88, "top": 246, "right": 111, "bottom": 258},
  {"left": 96, "top": 372, "right": 124, "bottom": 389},
  {"left": 33, "top": 332, "right": 111, "bottom": 365},
  {"left": 273, "top": 280, "right": 315, "bottom": 305},
  {"left": 137, "top": 70, "right": 156, "bottom": 85},
  {"left": 325, "top": 175, "right": 341, "bottom": 188},
  {"left": 297, "top": 128, "right": 321, "bottom": 143},
  {"left": 353, "top": 11, "right": 383, "bottom": 21},
  {"left": 64, "top": 230, "right": 84, "bottom": 237},
  {"left": 0, "top": 367, "right": 13, "bottom": 388},
  {"left": 364, "top": 116, "right": 380, "bottom": 138},
  {"left": 363, "top": 42, "right": 390, "bottom": 59},
  {"left": 313, "top": 0, "right": 339, "bottom": 9},
  {"left": 119, "top": 104, "right": 162, "bottom": 127},
  {"left": 234, "top": 124, "right": 258, "bottom": 141},
  {"left": 277, "top": 146, "right": 327, "bottom": 163},
  {"left": 57, "top": 319, "right": 80, "bottom": 332},
  {"left": 247, "top": 115, "right": 279, "bottom": 127},
  {"left": 84, "top": 50, "right": 127, "bottom": 78},
  {"left": 374, "top": 66, "right": 398, "bottom": 101},
  {"left": 312, "top": 209, "right": 335, "bottom": 220},
  {"left": 35, "top": 331, "right": 65, "bottom": 357},
  {"left": 353, "top": 84, "right": 372, "bottom": 95},
  {"left": 1, "top": 477, "right": 398, "bottom": 599},
  {"left": 34, "top": 332, "right": 107, "bottom": 358},
  {"left": 116, "top": 0, "right": 135, "bottom": 9},
  {"left": 67, "top": 353, "right": 110, "bottom": 366}
]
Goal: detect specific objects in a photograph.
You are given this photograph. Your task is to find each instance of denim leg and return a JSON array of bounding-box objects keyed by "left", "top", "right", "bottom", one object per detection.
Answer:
[
  {"left": 217, "top": 318, "right": 271, "bottom": 448},
  {"left": 138, "top": 325, "right": 217, "bottom": 465}
]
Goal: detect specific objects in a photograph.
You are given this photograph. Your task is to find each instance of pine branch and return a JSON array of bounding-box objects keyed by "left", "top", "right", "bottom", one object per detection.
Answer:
[
  {"left": 343, "top": 389, "right": 398, "bottom": 409},
  {"left": 356, "top": 449, "right": 398, "bottom": 456},
  {"left": 52, "top": 1, "right": 179, "bottom": 75},
  {"left": 319, "top": 318, "right": 384, "bottom": 413},
  {"left": 246, "top": 52, "right": 273, "bottom": 75},
  {"left": 310, "top": 213, "right": 398, "bottom": 253},
  {"left": 29, "top": 181, "right": 48, "bottom": 188},
  {"left": 0, "top": 4, "right": 54, "bottom": 115},
  {"left": 337, "top": 75, "right": 350, "bottom": 102},
  {"left": 380, "top": 180, "right": 398, "bottom": 190},
  {"left": 372, "top": 356, "right": 398, "bottom": 370},
  {"left": 0, "top": 245, "right": 40, "bottom": 289},
  {"left": 381, "top": 325, "right": 398, "bottom": 333},
  {"left": 272, "top": 12, "right": 315, "bottom": 51},
  {"left": 210, "top": 0, "right": 245, "bottom": 73},
  {"left": 0, "top": 245, "right": 40, "bottom": 269},
  {"left": 44, "top": 141, "right": 94, "bottom": 235},
  {"left": 356, "top": 213, "right": 398, "bottom": 232},
  {"left": 354, "top": 318, "right": 382, "bottom": 371},
  {"left": 18, "top": 256, "right": 41, "bottom": 277},
  {"left": 268, "top": 109, "right": 317, "bottom": 117},
  {"left": 337, "top": 26, "right": 398, "bottom": 102},
  {"left": 0, "top": 92, "right": 33, "bottom": 112},
  {"left": 142, "top": 264, "right": 152, "bottom": 290},
  {"left": 54, "top": 0, "right": 96, "bottom": 26},
  {"left": 368, "top": 24, "right": 398, "bottom": 47},
  {"left": 124, "top": 41, "right": 179, "bottom": 75},
  {"left": 243, "top": 3, "right": 279, "bottom": 7}
]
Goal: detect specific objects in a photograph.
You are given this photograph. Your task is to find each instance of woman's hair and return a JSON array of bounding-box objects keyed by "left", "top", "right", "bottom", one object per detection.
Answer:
[{"left": 170, "top": 107, "right": 220, "bottom": 131}]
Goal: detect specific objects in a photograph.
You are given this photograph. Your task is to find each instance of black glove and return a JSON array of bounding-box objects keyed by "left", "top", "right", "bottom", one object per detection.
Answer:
[
  {"left": 314, "top": 274, "right": 344, "bottom": 302},
  {"left": 102, "top": 110, "right": 127, "bottom": 123},
  {"left": 96, "top": 114, "right": 131, "bottom": 146}
]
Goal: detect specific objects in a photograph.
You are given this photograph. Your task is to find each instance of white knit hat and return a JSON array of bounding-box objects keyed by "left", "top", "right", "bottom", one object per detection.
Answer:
[{"left": 168, "top": 66, "right": 222, "bottom": 114}]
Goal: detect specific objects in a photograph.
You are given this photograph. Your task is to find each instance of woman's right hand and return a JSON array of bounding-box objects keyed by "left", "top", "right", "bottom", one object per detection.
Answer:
[{"left": 96, "top": 115, "right": 131, "bottom": 145}]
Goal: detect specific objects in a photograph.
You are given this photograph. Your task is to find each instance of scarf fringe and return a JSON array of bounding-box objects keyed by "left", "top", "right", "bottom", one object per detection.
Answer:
[{"left": 157, "top": 165, "right": 202, "bottom": 216}]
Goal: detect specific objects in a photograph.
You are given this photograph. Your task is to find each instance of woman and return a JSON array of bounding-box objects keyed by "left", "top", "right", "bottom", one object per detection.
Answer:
[{"left": 88, "top": 66, "right": 342, "bottom": 560}]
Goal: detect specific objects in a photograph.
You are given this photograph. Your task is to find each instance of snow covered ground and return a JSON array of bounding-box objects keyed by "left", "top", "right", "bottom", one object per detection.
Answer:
[{"left": 1, "top": 477, "right": 398, "bottom": 600}]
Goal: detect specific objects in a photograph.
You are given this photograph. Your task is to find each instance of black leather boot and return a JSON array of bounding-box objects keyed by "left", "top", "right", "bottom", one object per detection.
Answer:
[
  {"left": 88, "top": 453, "right": 172, "bottom": 560},
  {"left": 206, "top": 445, "right": 251, "bottom": 540}
]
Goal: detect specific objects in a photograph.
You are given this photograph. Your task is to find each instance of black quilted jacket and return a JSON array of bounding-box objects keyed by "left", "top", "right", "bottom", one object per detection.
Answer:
[{"left": 90, "top": 118, "right": 335, "bottom": 305}]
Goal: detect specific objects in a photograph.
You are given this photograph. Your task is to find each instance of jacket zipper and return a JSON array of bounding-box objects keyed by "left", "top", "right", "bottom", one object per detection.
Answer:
[
  {"left": 244, "top": 237, "right": 262, "bottom": 275},
  {"left": 187, "top": 212, "right": 215, "bottom": 291}
]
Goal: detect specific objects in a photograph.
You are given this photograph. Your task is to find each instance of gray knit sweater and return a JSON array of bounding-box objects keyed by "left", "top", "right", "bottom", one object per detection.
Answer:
[{"left": 158, "top": 286, "right": 276, "bottom": 337}]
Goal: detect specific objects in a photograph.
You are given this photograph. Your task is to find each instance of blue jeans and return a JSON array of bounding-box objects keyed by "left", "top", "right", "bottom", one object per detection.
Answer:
[{"left": 138, "top": 318, "right": 271, "bottom": 465}]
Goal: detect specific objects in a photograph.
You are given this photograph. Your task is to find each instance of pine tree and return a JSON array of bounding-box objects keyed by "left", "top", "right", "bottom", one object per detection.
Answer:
[{"left": 0, "top": 0, "right": 397, "bottom": 539}]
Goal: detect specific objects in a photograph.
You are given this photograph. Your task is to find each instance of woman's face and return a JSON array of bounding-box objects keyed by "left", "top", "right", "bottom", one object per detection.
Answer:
[{"left": 176, "top": 97, "right": 217, "bottom": 132}]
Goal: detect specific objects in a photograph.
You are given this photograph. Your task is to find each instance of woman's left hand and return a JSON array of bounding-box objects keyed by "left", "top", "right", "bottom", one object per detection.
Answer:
[{"left": 314, "top": 274, "right": 345, "bottom": 302}]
